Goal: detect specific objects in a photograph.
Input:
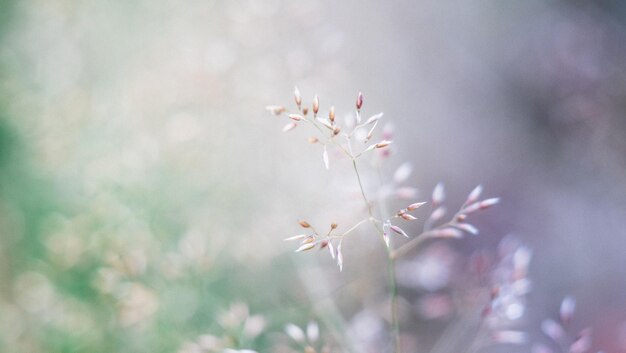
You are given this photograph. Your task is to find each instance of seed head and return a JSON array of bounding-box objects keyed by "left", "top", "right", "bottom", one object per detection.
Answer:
[
  {"left": 356, "top": 91, "right": 363, "bottom": 110},
  {"left": 329, "top": 106, "right": 335, "bottom": 122},
  {"left": 282, "top": 122, "right": 297, "bottom": 132},
  {"left": 560, "top": 296, "right": 576, "bottom": 325},
  {"left": 330, "top": 222, "right": 338, "bottom": 229},
  {"left": 407, "top": 201, "right": 426, "bottom": 211},
  {"left": 313, "top": 95, "right": 319, "bottom": 115},
  {"left": 298, "top": 220, "right": 311, "bottom": 228},
  {"left": 432, "top": 228, "right": 463, "bottom": 238},
  {"left": 289, "top": 114, "right": 303, "bottom": 121},
  {"left": 400, "top": 213, "right": 417, "bottom": 221},
  {"left": 284, "top": 234, "right": 308, "bottom": 241},
  {"left": 432, "top": 182, "right": 445, "bottom": 206},
  {"left": 454, "top": 223, "right": 479, "bottom": 235},
  {"left": 390, "top": 225, "right": 408, "bottom": 237},
  {"left": 429, "top": 206, "right": 447, "bottom": 223},
  {"left": 265, "top": 105, "right": 286, "bottom": 115},
  {"left": 480, "top": 198, "right": 500, "bottom": 209},
  {"left": 294, "top": 86, "right": 302, "bottom": 108},
  {"left": 295, "top": 243, "right": 315, "bottom": 252},
  {"left": 466, "top": 185, "right": 483, "bottom": 203},
  {"left": 375, "top": 140, "right": 392, "bottom": 149}
]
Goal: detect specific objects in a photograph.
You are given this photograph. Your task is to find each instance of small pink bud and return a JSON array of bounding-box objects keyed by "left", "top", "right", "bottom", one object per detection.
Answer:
[
  {"left": 294, "top": 87, "right": 302, "bottom": 108},
  {"left": 356, "top": 91, "right": 363, "bottom": 110},
  {"left": 312, "top": 95, "right": 319, "bottom": 115},
  {"left": 407, "top": 201, "right": 426, "bottom": 211},
  {"left": 375, "top": 140, "right": 392, "bottom": 148},
  {"left": 390, "top": 225, "right": 409, "bottom": 237},
  {"left": 289, "top": 114, "right": 303, "bottom": 121},
  {"left": 282, "top": 122, "right": 297, "bottom": 132},
  {"left": 295, "top": 243, "right": 315, "bottom": 252}
]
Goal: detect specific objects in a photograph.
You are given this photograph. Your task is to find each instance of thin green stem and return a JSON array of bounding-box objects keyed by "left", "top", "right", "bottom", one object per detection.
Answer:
[
  {"left": 388, "top": 253, "right": 400, "bottom": 353},
  {"left": 351, "top": 158, "right": 400, "bottom": 353},
  {"left": 352, "top": 159, "right": 373, "bottom": 217},
  {"left": 390, "top": 232, "right": 432, "bottom": 260}
]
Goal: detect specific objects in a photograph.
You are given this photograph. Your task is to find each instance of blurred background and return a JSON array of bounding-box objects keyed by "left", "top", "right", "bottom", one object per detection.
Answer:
[{"left": 1, "top": 0, "right": 625, "bottom": 352}]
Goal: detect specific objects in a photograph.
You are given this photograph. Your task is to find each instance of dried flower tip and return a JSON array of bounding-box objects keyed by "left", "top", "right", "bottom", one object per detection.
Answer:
[
  {"left": 308, "top": 137, "right": 319, "bottom": 144},
  {"left": 289, "top": 114, "right": 303, "bottom": 121},
  {"left": 329, "top": 106, "right": 335, "bottom": 122},
  {"left": 401, "top": 213, "right": 417, "bottom": 221},
  {"left": 298, "top": 220, "right": 311, "bottom": 228},
  {"left": 328, "top": 241, "right": 336, "bottom": 259},
  {"left": 285, "top": 323, "right": 305, "bottom": 342},
  {"left": 356, "top": 91, "right": 363, "bottom": 110},
  {"left": 463, "top": 197, "right": 500, "bottom": 214},
  {"left": 294, "top": 86, "right": 302, "bottom": 108},
  {"left": 432, "top": 182, "right": 445, "bottom": 205},
  {"left": 319, "top": 240, "right": 328, "bottom": 249},
  {"left": 330, "top": 222, "right": 338, "bottom": 229},
  {"left": 467, "top": 185, "right": 483, "bottom": 203},
  {"left": 432, "top": 227, "right": 463, "bottom": 238},
  {"left": 336, "top": 242, "right": 344, "bottom": 271},
  {"left": 393, "top": 162, "right": 412, "bottom": 184},
  {"left": 383, "top": 232, "right": 390, "bottom": 248},
  {"left": 375, "top": 140, "right": 393, "bottom": 148},
  {"left": 390, "top": 225, "right": 409, "bottom": 237},
  {"left": 365, "top": 112, "right": 383, "bottom": 125},
  {"left": 454, "top": 223, "right": 479, "bottom": 235},
  {"left": 428, "top": 206, "right": 447, "bottom": 223},
  {"left": 302, "top": 107, "right": 309, "bottom": 115},
  {"left": 560, "top": 296, "right": 576, "bottom": 325},
  {"left": 301, "top": 235, "right": 316, "bottom": 244},
  {"left": 322, "top": 146, "right": 329, "bottom": 170},
  {"left": 480, "top": 198, "right": 500, "bottom": 209},
  {"left": 265, "top": 105, "right": 286, "bottom": 115},
  {"left": 332, "top": 127, "right": 341, "bottom": 136},
  {"left": 456, "top": 214, "right": 467, "bottom": 222},
  {"left": 307, "top": 321, "right": 319, "bottom": 343},
  {"left": 313, "top": 95, "right": 319, "bottom": 115},
  {"left": 295, "top": 243, "right": 316, "bottom": 252},
  {"left": 407, "top": 201, "right": 427, "bottom": 211},
  {"left": 282, "top": 122, "right": 297, "bottom": 132},
  {"left": 284, "top": 234, "right": 308, "bottom": 241},
  {"left": 365, "top": 120, "right": 378, "bottom": 142},
  {"left": 513, "top": 246, "right": 532, "bottom": 276},
  {"left": 541, "top": 319, "right": 565, "bottom": 342}
]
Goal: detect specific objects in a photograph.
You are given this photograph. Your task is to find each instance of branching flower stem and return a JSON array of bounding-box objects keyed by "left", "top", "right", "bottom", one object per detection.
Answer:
[{"left": 351, "top": 158, "right": 401, "bottom": 353}]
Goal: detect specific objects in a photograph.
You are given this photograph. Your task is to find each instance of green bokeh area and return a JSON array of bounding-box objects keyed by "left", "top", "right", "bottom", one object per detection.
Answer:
[{"left": 0, "top": 2, "right": 312, "bottom": 352}]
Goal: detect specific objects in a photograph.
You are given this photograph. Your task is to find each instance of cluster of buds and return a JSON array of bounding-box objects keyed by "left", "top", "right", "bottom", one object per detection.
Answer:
[
  {"left": 425, "top": 183, "right": 499, "bottom": 239},
  {"left": 270, "top": 89, "right": 502, "bottom": 271},
  {"left": 533, "top": 297, "right": 599, "bottom": 353},
  {"left": 284, "top": 220, "right": 344, "bottom": 271},
  {"left": 266, "top": 88, "right": 393, "bottom": 170},
  {"left": 478, "top": 238, "right": 533, "bottom": 346}
]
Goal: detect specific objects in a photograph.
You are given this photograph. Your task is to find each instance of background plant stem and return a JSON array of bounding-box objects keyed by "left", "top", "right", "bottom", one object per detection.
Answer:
[{"left": 351, "top": 158, "right": 401, "bottom": 353}]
